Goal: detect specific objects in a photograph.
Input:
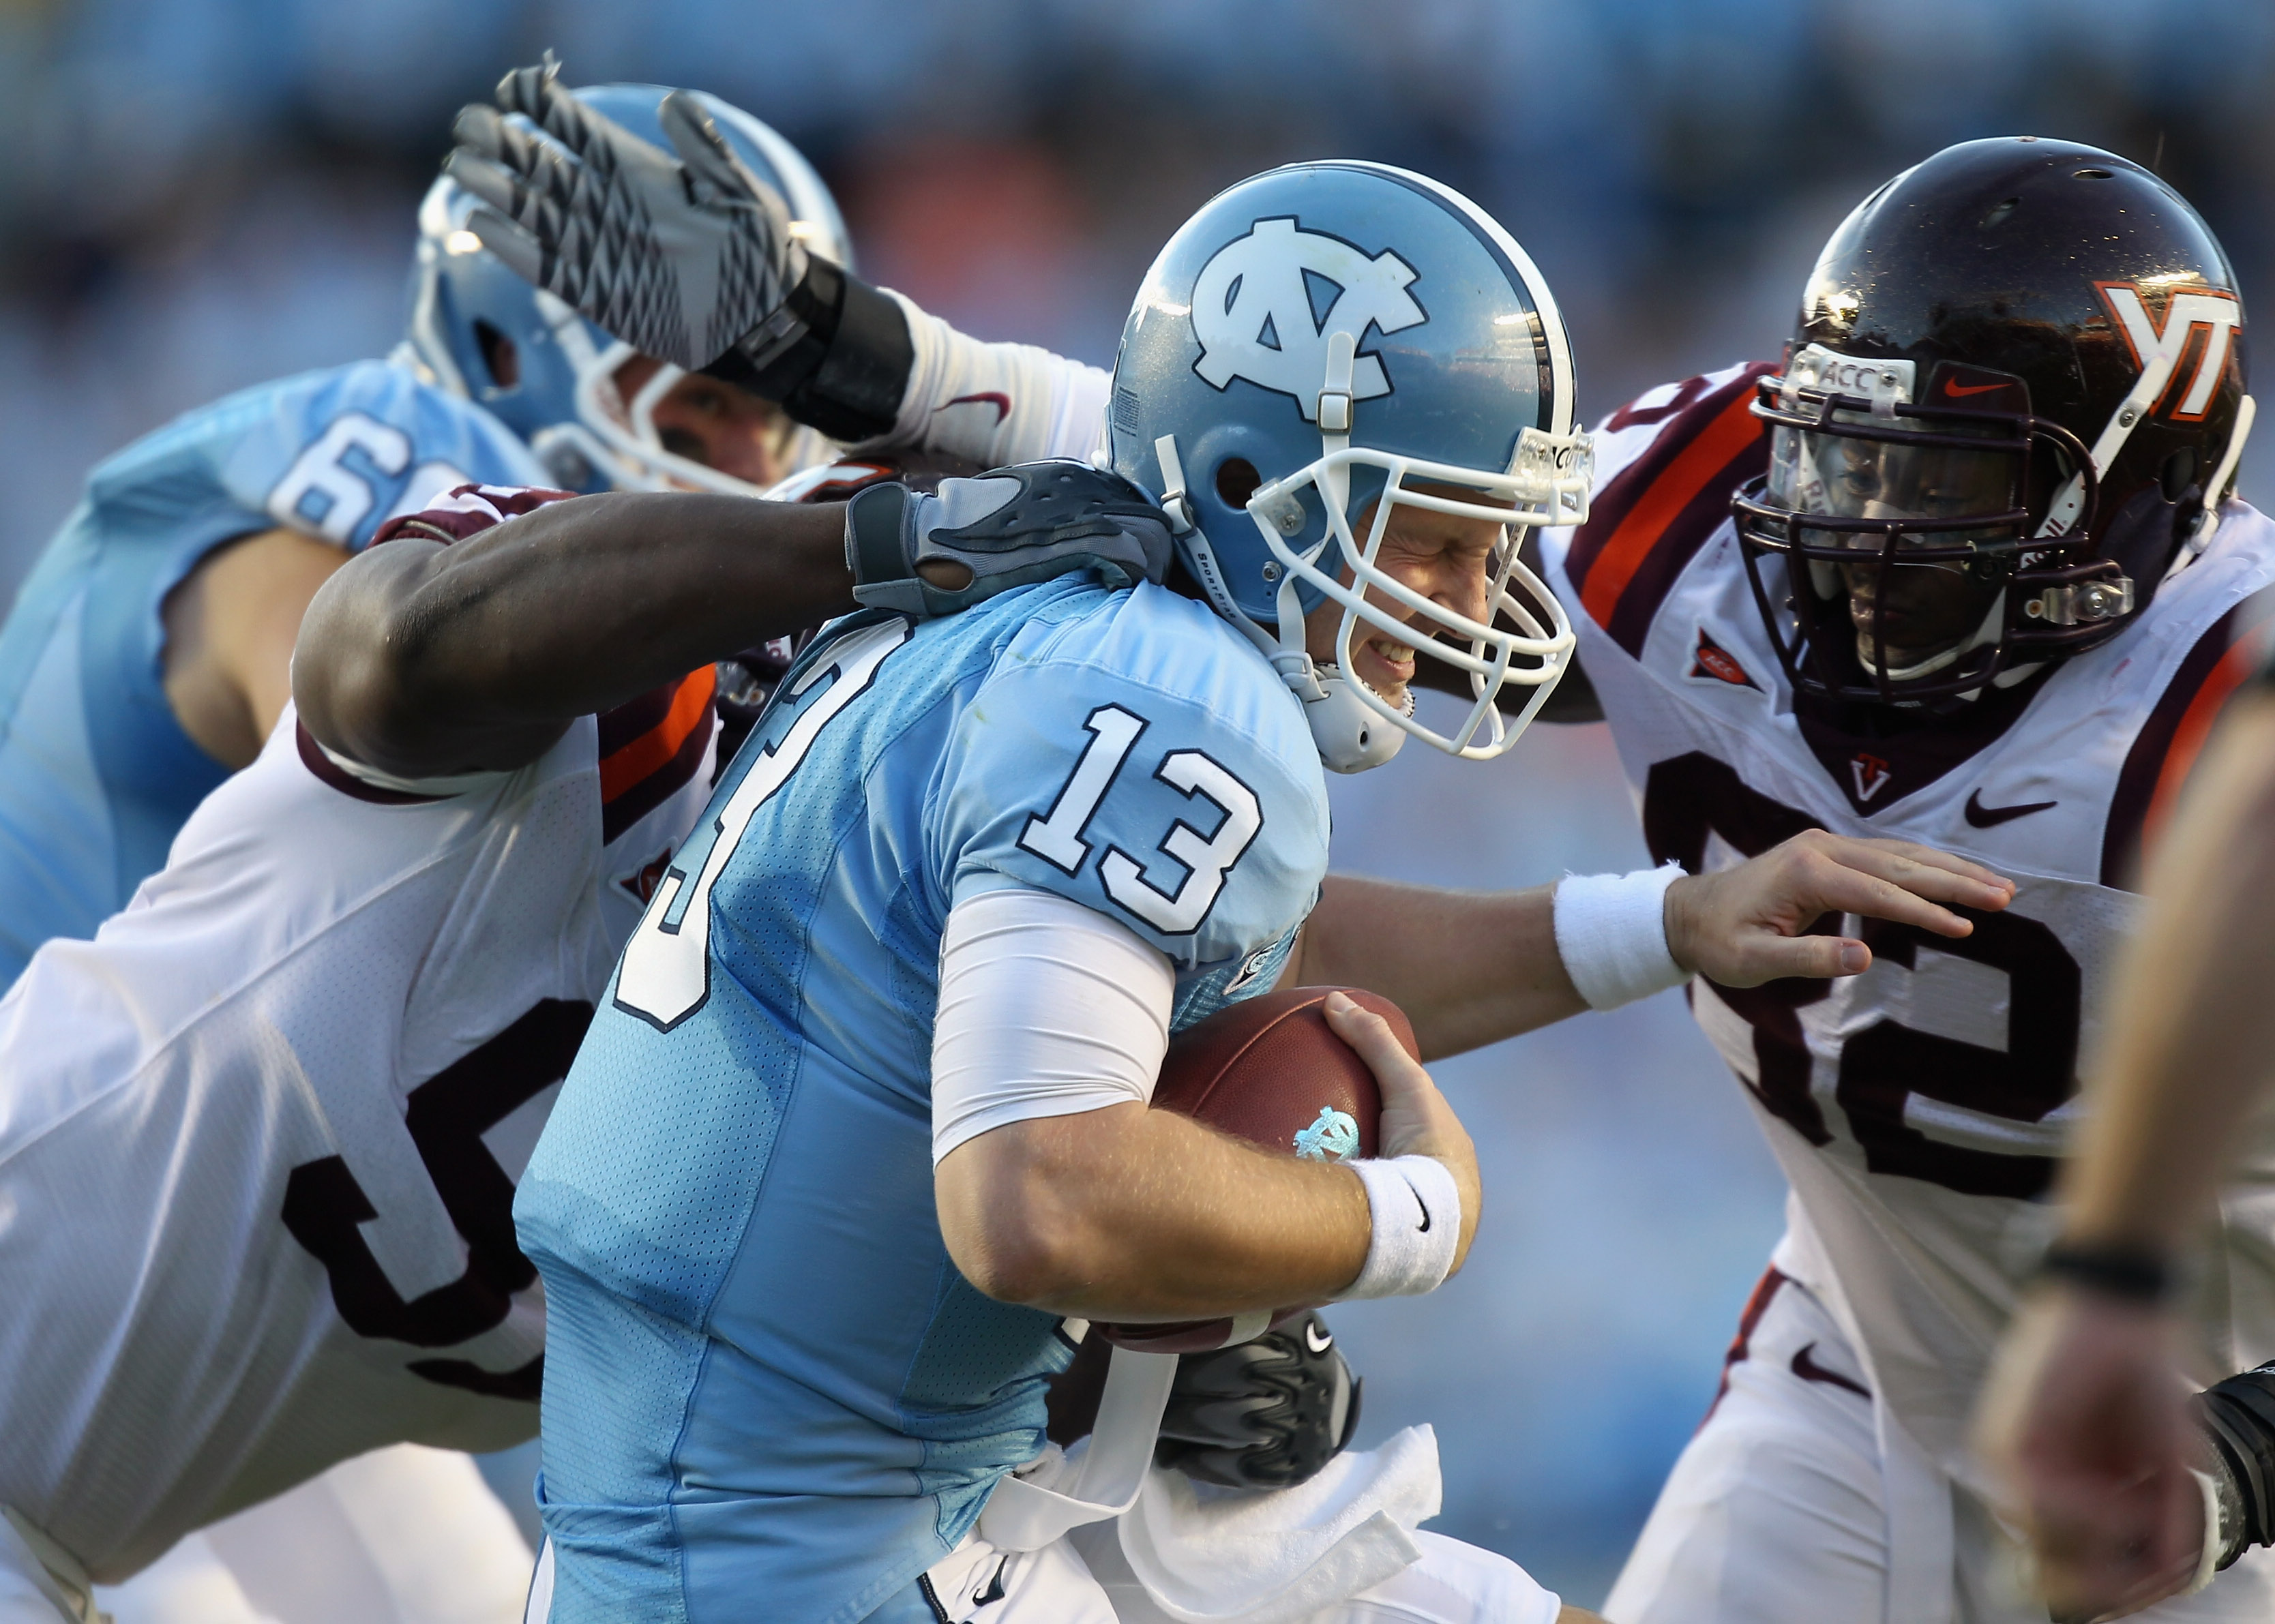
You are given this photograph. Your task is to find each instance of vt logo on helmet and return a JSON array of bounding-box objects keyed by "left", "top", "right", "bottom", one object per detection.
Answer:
[
  {"left": 1732, "top": 137, "right": 2254, "bottom": 708},
  {"left": 1110, "top": 162, "right": 1593, "bottom": 772}
]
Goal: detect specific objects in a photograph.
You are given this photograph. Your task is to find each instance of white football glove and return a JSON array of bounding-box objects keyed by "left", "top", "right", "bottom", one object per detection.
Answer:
[{"left": 446, "top": 57, "right": 807, "bottom": 377}]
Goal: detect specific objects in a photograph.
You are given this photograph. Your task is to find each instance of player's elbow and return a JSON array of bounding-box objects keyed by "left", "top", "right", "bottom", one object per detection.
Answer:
[
  {"left": 936, "top": 1126, "right": 1112, "bottom": 1309},
  {"left": 950, "top": 1215, "right": 1092, "bottom": 1308},
  {"left": 293, "top": 544, "right": 481, "bottom": 777}
]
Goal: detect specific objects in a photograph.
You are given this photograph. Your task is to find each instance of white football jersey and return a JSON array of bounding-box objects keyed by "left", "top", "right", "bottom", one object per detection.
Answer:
[
  {"left": 1541, "top": 361, "right": 2275, "bottom": 1490},
  {"left": 0, "top": 487, "right": 717, "bottom": 1582}
]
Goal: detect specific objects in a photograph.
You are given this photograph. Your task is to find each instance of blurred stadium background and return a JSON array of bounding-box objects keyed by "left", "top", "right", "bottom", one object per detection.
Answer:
[{"left": 8, "top": 0, "right": 2275, "bottom": 1606}]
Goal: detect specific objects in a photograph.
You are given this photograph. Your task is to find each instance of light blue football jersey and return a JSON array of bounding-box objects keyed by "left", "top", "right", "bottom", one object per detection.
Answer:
[
  {"left": 518, "top": 578, "right": 1332, "bottom": 1624},
  {"left": 0, "top": 359, "right": 544, "bottom": 983}
]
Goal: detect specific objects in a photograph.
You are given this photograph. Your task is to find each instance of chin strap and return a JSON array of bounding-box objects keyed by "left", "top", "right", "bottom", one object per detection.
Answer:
[{"left": 1153, "top": 428, "right": 1403, "bottom": 775}]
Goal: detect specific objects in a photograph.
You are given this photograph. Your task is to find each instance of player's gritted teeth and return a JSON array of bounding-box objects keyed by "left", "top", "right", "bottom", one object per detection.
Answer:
[
  {"left": 1306, "top": 479, "right": 1506, "bottom": 704},
  {"left": 1353, "top": 631, "right": 1420, "bottom": 696}
]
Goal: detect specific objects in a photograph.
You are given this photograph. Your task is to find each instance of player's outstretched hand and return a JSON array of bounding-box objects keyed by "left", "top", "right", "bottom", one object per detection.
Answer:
[
  {"left": 846, "top": 462, "right": 1174, "bottom": 616},
  {"left": 447, "top": 57, "right": 806, "bottom": 374},
  {"left": 1975, "top": 1289, "right": 2205, "bottom": 1622},
  {"left": 1322, "top": 991, "right": 1481, "bottom": 1276},
  {"left": 1664, "top": 829, "right": 2013, "bottom": 989}
]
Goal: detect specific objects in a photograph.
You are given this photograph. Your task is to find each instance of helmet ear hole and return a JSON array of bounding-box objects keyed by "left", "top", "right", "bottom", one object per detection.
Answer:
[
  {"left": 1215, "top": 457, "right": 1262, "bottom": 509},
  {"left": 2160, "top": 446, "right": 2199, "bottom": 504},
  {"left": 473, "top": 320, "right": 520, "bottom": 391}
]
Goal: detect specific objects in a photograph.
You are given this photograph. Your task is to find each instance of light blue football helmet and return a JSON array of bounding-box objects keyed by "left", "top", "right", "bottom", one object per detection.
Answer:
[
  {"left": 1108, "top": 162, "right": 1591, "bottom": 770},
  {"left": 400, "top": 85, "right": 852, "bottom": 496}
]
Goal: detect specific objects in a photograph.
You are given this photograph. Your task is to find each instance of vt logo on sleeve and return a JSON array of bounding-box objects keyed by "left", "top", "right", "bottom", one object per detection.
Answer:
[{"left": 1189, "top": 218, "right": 1426, "bottom": 419}]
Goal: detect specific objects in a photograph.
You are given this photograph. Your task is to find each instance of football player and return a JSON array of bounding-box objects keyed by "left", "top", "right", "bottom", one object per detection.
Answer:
[
  {"left": 0, "top": 80, "right": 1107, "bottom": 1621},
  {"left": 0, "top": 470, "right": 1172, "bottom": 1624},
  {"left": 1513, "top": 140, "right": 2275, "bottom": 1623},
  {"left": 0, "top": 83, "right": 837, "bottom": 989},
  {"left": 0, "top": 72, "right": 1105, "bottom": 989},
  {"left": 402, "top": 86, "right": 2012, "bottom": 1619}
]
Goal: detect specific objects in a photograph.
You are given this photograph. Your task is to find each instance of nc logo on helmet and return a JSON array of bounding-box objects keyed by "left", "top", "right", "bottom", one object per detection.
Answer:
[{"left": 1190, "top": 217, "right": 1426, "bottom": 422}]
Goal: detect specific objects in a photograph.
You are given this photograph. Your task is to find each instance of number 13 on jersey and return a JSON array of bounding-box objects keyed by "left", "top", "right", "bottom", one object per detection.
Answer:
[{"left": 1018, "top": 702, "right": 1264, "bottom": 937}]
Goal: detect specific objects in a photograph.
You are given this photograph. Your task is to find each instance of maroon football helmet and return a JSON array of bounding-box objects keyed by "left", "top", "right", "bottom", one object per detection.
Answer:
[{"left": 1732, "top": 137, "right": 2252, "bottom": 706}]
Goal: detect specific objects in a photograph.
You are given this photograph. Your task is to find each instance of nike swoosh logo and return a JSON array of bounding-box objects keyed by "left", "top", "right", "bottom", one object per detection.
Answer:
[
  {"left": 1964, "top": 788, "right": 2058, "bottom": 827},
  {"left": 1944, "top": 378, "right": 2005, "bottom": 397},
  {"left": 1790, "top": 1342, "right": 1871, "bottom": 1398},
  {"left": 1305, "top": 1321, "right": 1334, "bottom": 1355},
  {"left": 937, "top": 390, "right": 1012, "bottom": 425}
]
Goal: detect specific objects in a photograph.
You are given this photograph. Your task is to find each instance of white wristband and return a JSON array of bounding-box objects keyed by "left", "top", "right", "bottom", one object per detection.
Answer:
[
  {"left": 1553, "top": 861, "right": 1690, "bottom": 1010},
  {"left": 1343, "top": 1156, "right": 1463, "bottom": 1300}
]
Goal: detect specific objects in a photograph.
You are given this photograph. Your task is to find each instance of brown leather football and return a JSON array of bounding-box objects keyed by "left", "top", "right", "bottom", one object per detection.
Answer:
[{"left": 1093, "top": 985, "right": 1415, "bottom": 1354}]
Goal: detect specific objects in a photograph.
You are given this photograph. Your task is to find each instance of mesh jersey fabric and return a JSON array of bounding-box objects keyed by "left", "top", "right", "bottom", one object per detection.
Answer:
[
  {"left": 1537, "top": 361, "right": 2275, "bottom": 1522},
  {"left": 518, "top": 577, "right": 1330, "bottom": 1624},
  {"left": 0, "top": 359, "right": 545, "bottom": 984},
  {"left": 0, "top": 490, "right": 710, "bottom": 1585}
]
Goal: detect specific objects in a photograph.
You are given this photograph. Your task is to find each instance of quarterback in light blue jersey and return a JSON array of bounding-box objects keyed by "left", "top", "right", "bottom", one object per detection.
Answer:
[
  {"left": 398, "top": 93, "right": 2021, "bottom": 1624},
  {"left": 0, "top": 82, "right": 852, "bottom": 985}
]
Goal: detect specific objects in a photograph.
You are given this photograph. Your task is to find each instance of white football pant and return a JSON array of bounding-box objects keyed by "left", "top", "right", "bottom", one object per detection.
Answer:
[
  {"left": 1604, "top": 1271, "right": 2275, "bottom": 1624},
  {"left": 92, "top": 1445, "right": 533, "bottom": 1624}
]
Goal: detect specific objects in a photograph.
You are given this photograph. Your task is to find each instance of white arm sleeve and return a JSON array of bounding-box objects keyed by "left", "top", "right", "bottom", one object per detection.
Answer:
[
  {"left": 932, "top": 886, "right": 1176, "bottom": 1164},
  {"left": 869, "top": 289, "right": 1115, "bottom": 468}
]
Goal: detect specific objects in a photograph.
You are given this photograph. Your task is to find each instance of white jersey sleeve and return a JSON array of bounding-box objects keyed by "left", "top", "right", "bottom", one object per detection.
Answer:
[{"left": 868, "top": 289, "right": 1112, "bottom": 468}]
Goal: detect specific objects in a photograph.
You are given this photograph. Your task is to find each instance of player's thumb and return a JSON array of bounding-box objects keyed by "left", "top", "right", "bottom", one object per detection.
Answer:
[
  {"left": 462, "top": 205, "right": 548, "bottom": 288},
  {"left": 660, "top": 91, "right": 780, "bottom": 211},
  {"left": 1324, "top": 993, "right": 1452, "bottom": 1150},
  {"left": 1322, "top": 993, "right": 1425, "bottom": 1094},
  {"left": 1731, "top": 931, "right": 1871, "bottom": 987}
]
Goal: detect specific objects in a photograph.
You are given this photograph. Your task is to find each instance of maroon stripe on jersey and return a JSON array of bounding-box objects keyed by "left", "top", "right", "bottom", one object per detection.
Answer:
[
  {"left": 596, "top": 678, "right": 683, "bottom": 760},
  {"left": 1605, "top": 426, "right": 1772, "bottom": 657},
  {"left": 294, "top": 719, "right": 447, "bottom": 805},
  {"left": 1564, "top": 363, "right": 1777, "bottom": 658},
  {"left": 1701, "top": 1267, "right": 1789, "bottom": 1427},
  {"left": 2102, "top": 598, "right": 2261, "bottom": 887},
  {"left": 601, "top": 691, "right": 716, "bottom": 846},
  {"left": 368, "top": 484, "right": 576, "bottom": 547}
]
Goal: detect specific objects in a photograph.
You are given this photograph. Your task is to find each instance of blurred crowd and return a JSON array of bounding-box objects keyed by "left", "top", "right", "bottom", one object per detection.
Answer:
[{"left": 5, "top": 0, "right": 2274, "bottom": 1602}]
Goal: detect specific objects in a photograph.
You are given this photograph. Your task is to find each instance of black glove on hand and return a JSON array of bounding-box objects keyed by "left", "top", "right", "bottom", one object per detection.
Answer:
[
  {"left": 844, "top": 462, "right": 1174, "bottom": 618},
  {"left": 447, "top": 60, "right": 912, "bottom": 443},
  {"left": 1155, "top": 1312, "right": 1363, "bottom": 1491},
  {"left": 2201, "top": 1359, "right": 2275, "bottom": 1571}
]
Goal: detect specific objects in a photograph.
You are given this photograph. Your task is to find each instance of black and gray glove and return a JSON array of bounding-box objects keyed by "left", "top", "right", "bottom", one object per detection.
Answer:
[
  {"left": 1154, "top": 1312, "right": 1363, "bottom": 1491},
  {"left": 2201, "top": 1359, "right": 2275, "bottom": 1571},
  {"left": 844, "top": 462, "right": 1174, "bottom": 618},
  {"left": 446, "top": 60, "right": 912, "bottom": 444}
]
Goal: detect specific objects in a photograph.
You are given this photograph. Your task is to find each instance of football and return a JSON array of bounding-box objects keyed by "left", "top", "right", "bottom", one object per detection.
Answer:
[{"left": 1093, "top": 985, "right": 1416, "bottom": 1354}]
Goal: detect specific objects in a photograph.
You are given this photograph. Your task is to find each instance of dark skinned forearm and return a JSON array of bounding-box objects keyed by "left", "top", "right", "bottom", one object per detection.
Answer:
[{"left": 293, "top": 492, "right": 852, "bottom": 778}]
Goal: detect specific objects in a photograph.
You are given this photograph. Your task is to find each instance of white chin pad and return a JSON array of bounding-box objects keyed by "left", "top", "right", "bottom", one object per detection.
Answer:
[{"left": 1307, "top": 667, "right": 1408, "bottom": 774}]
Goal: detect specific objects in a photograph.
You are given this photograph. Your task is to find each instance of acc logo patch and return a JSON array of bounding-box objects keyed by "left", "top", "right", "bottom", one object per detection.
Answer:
[
  {"left": 1191, "top": 217, "right": 1425, "bottom": 421},
  {"left": 1689, "top": 627, "right": 1759, "bottom": 691},
  {"left": 618, "top": 847, "right": 674, "bottom": 905}
]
